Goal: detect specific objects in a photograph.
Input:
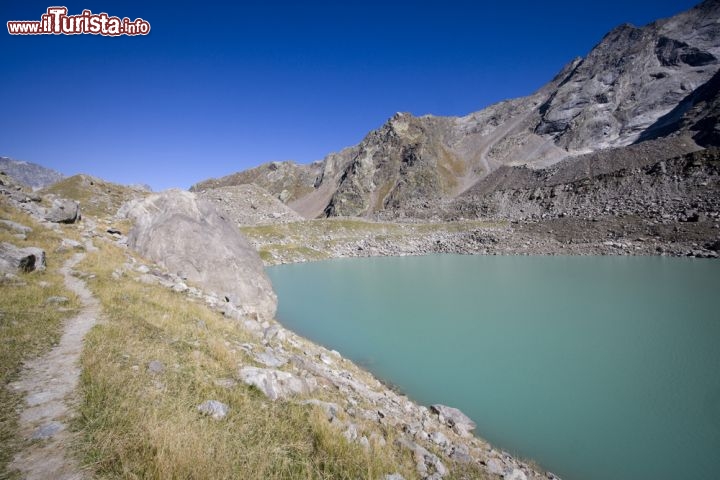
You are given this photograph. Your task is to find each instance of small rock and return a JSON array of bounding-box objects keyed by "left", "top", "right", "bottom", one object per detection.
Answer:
[
  {"left": 430, "top": 431, "right": 448, "bottom": 447},
  {"left": 344, "top": 423, "right": 358, "bottom": 441},
  {"left": 448, "top": 445, "right": 473, "bottom": 464},
  {"left": 505, "top": 469, "right": 528, "bottom": 480},
  {"left": 486, "top": 458, "right": 505, "bottom": 476},
  {"left": 45, "top": 296, "right": 69, "bottom": 305},
  {"left": 300, "top": 399, "right": 339, "bottom": 421},
  {"left": 214, "top": 378, "right": 237, "bottom": 389},
  {"left": 264, "top": 325, "right": 287, "bottom": 343},
  {"left": 60, "top": 238, "right": 83, "bottom": 250},
  {"left": 385, "top": 474, "right": 405, "bottom": 480},
  {"left": 254, "top": 348, "right": 287, "bottom": 368},
  {"left": 430, "top": 404, "right": 476, "bottom": 434},
  {"left": 147, "top": 360, "right": 164, "bottom": 374},
  {"left": 32, "top": 421, "right": 64, "bottom": 440},
  {"left": 197, "top": 400, "right": 229, "bottom": 420},
  {"left": 319, "top": 352, "right": 334, "bottom": 365}
]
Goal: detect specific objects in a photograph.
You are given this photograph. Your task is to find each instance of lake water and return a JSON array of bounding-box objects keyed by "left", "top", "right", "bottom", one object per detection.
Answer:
[{"left": 267, "top": 255, "right": 720, "bottom": 480}]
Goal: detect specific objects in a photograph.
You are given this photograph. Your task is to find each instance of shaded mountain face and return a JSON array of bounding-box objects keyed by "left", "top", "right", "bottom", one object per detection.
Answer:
[
  {"left": 0, "top": 157, "right": 64, "bottom": 189},
  {"left": 193, "top": 0, "right": 720, "bottom": 219}
]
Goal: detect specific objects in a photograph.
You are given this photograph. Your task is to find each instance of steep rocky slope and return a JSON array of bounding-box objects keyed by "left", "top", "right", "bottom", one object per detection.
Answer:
[
  {"left": 196, "top": 184, "right": 304, "bottom": 225},
  {"left": 192, "top": 0, "right": 720, "bottom": 219}
]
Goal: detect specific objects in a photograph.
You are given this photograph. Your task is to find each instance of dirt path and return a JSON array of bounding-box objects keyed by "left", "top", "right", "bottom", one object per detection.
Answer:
[{"left": 9, "top": 252, "right": 98, "bottom": 480}]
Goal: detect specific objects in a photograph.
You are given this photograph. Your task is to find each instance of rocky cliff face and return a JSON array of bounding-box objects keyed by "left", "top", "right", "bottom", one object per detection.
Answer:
[
  {"left": 193, "top": 0, "right": 720, "bottom": 220},
  {"left": 535, "top": 1, "right": 720, "bottom": 151}
]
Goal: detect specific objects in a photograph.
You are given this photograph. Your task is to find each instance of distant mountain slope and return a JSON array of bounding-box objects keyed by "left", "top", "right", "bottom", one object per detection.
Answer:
[
  {"left": 197, "top": 184, "right": 304, "bottom": 226},
  {"left": 192, "top": 0, "right": 720, "bottom": 219},
  {"left": 0, "top": 157, "right": 64, "bottom": 189}
]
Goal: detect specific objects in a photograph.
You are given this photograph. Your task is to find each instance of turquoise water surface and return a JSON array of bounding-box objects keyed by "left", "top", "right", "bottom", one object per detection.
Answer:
[{"left": 268, "top": 255, "right": 720, "bottom": 480}]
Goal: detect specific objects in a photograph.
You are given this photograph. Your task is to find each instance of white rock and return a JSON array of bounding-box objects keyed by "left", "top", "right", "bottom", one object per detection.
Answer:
[{"left": 197, "top": 400, "right": 229, "bottom": 420}]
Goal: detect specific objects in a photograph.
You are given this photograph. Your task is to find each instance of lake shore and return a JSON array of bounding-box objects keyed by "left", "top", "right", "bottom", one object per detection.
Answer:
[{"left": 241, "top": 216, "right": 720, "bottom": 266}]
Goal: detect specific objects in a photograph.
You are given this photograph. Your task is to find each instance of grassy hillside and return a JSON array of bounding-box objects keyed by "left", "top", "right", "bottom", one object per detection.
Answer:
[
  {"left": 73, "top": 240, "right": 425, "bottom": 479},
  {"left": 41, "top": 174, "right": 149, "bottom": 218}
]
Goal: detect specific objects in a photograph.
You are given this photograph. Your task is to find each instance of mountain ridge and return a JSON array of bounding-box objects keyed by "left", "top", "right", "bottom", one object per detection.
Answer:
[
  {"left": 0, "top": 157, "right": 64, "bottom": 190},
  {"left": 192, "top": 0, "right": 720, "bottom": 219}
]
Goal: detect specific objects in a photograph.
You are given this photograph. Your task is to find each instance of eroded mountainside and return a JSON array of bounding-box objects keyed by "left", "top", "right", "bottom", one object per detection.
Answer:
[
  {"left": 0, "top": 157, "right": 64, "bottom": 190},
  {"left": 193, "top": 0, "right": 720, "bottom": 219}
]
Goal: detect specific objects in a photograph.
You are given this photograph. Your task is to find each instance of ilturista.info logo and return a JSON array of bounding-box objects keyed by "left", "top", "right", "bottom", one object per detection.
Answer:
[{"left": 7, "top": 7, "right": 150, "bottom": 36}]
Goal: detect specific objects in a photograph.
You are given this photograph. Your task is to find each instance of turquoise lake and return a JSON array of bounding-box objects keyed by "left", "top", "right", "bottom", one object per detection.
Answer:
[{"left": 267, "top": 255, "right": 720, "bottom": 480}]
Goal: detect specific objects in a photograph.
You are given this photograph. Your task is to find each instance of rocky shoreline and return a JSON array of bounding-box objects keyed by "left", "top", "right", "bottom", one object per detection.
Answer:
[{"left": 242, "top": 215, "right": 719, "bottom": 267}]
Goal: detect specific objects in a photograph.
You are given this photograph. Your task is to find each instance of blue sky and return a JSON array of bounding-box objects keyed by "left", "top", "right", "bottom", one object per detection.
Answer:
[{"left": 0, "top": 1, "right": 699, "bottom": 190}]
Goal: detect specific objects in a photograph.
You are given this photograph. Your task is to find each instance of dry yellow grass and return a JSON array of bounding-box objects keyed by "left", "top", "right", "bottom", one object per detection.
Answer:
[
  {"left": 74, "top": 242, "right": 418, "bottom": 479},
  {"left": 0, "top": 198, "right": 81, "bottom": 478}
]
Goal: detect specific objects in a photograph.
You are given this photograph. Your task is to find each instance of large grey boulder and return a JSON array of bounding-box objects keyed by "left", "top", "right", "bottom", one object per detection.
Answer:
[
  {"left": 0, "top": 242, "right": 46, "bottom": 273},
  {"left": 124, "top": 189, "right": 277, "bottom": 320},
  {"left": 44, "top": 198, "right": 80, "bottom": 224}
]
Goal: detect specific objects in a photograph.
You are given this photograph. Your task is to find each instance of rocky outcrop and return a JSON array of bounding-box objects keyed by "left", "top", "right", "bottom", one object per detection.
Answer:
[
  {"left": 238, "top": 366, "right": 317, "bottom": 400},
  {"left": 196, "top": 184, "right": 304, "bottom": 226},
  {"left": 430, "top": 405, "right": 477, "bottom": 437},
  {"left": 123, "top": 189, "right": 277, "bottom": 320},
  {"left": 192, "top": 1, "right": 720, "bottom": 220},
  {"left": 0, "top": 242, "right": 46, "bottom": 273}
]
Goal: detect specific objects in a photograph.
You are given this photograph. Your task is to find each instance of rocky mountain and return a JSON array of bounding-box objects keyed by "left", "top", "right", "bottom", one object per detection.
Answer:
[
  {"left": 193, "top": 0, "right": 720, "bottom": 219},
  {"left": 0, "top": 157, "right": 64, "bottom": 189}
]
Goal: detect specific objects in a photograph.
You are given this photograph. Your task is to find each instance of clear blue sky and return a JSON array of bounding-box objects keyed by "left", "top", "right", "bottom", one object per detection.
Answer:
[{"left": 0, "top": 1, "right": 700, "bottom": 191}]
